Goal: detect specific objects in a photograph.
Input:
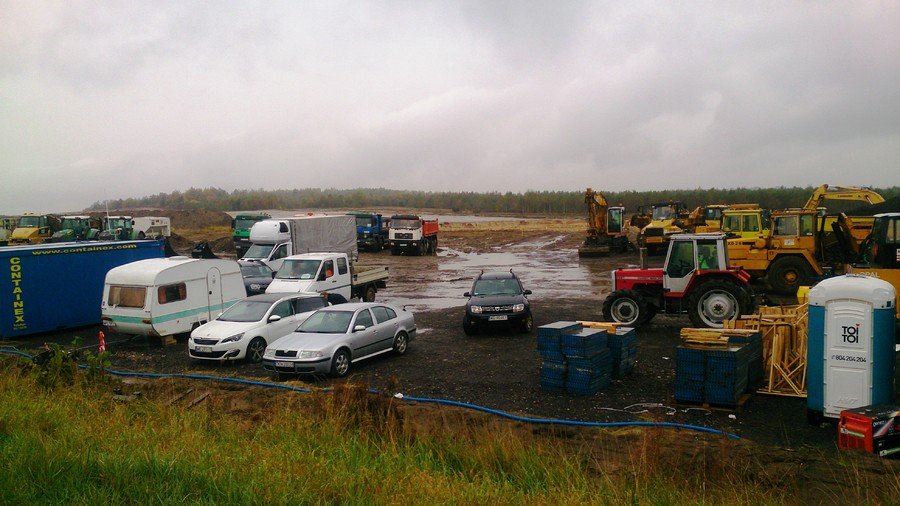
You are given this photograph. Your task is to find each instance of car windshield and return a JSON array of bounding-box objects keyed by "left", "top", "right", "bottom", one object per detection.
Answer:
[
  {"left": 242, "top": 243, "right": 274, "bottom": 260},
  {"left": 217, "top": 300, "right": 273, "bottom": 322},
  {"left": 472, "top": 278, "right": 521, "bottom": 296},
  {"left": 296, "top": 311, "right": 353, "bottom": 333},
  {"left": 240, "top": 264, "right": 271, "bottom": 277},
  {"left": 276, "top": 259, "right": 321, "bottom": 280}
]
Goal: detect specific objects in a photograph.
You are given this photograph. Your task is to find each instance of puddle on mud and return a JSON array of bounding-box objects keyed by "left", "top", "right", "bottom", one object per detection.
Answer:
[{"left": 378, "top": 245, "right": 630, "bottom": 312}]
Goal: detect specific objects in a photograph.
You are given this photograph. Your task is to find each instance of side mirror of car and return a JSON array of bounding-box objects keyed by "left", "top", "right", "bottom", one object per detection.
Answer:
[
  {"left": 268, "top": 315, "right": 282, "bottom": 323},
  {"left": 463, "top": 292, "right": 471, "bottom": 297},
  {"left": 523, "top": 289, "right": 532, "bottom": 295},
  {"left": 353, "top": 325, "right": 366, "bottom": 332}
]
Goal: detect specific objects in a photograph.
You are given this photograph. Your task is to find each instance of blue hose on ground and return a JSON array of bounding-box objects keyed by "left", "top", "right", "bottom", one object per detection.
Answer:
[{"left": 0, "top": 347, "right": 740, "bottom": 439}]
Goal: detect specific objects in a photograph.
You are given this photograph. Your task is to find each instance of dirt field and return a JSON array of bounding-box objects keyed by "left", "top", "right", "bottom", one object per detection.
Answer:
[{"left": 2, "top": 215, "right": 897, "bottom": 499}]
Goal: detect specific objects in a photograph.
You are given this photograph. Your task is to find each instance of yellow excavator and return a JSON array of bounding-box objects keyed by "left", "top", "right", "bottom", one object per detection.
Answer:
[
  {"left": 727, "top": 185, "right": 885, "bottom": 294},
  {"left": 577, "top": 188, "right": 629, "bottom": 257}
]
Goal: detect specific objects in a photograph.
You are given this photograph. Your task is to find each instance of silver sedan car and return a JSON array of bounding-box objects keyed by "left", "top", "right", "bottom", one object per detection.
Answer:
[{"left": 262, "top": 302, "right": 416, "bottom": 378}]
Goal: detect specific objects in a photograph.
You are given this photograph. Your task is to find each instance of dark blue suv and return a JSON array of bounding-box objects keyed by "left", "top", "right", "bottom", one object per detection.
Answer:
[{"left": 463, "top": 270, "right": 533, "bottom": 335}]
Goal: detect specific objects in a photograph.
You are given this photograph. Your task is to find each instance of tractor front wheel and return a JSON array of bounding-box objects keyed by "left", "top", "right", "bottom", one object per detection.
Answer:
[
  {"left": 767, "top": 256, "right": 813, "bottom": 295},
  {"left": 602, "top": 290, "right": 649, "bottom": 327}
]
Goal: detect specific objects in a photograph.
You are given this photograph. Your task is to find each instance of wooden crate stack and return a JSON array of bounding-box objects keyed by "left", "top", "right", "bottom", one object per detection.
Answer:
[{"left": 724, "top": 304, "right": 809, "bottom": 397}]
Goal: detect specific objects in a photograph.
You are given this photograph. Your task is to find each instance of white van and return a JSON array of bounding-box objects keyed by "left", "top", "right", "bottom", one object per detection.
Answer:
[{"left": 101, "top": 257, "right": 246, "bottom": 339}]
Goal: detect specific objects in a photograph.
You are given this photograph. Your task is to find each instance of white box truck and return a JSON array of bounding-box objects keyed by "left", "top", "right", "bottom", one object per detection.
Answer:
[{"left": 239, "top": 215, "right": 358, "bottom": 272}]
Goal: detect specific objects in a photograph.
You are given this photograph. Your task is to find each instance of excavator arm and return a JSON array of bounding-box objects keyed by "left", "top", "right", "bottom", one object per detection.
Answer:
[
  {"left": 584, "top": 188, "right": 609, "bottom": 235},
  {"left": 803, "top": 184, "right": 885, "bottom": 210}
]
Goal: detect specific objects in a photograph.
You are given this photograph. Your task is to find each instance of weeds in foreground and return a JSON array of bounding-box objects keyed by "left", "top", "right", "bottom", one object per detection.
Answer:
[{"left": 0, "top": 361, "right": 893, "bottom": 504}]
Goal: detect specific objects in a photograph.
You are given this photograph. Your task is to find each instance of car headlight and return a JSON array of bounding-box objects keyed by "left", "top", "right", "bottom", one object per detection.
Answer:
[
  {"left": 221, "top": 333, "right": 244, "bottom": 344},
  {"left": 264, "top": 349, "right": 276, "bottom": 359},
  {"left": 513, "top": 304, "right": 525, "bottom": 312},
  {"left": 299, "top": 350, "right": 324, "bottom": 359},
  {"left": 470, "top": 305, "right": 482, "bottom": 314}
]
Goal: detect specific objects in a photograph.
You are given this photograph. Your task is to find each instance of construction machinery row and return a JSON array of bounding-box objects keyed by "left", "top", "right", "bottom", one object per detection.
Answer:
[{"left": 0, "top": 213, "right": 172, "bottom": 246}]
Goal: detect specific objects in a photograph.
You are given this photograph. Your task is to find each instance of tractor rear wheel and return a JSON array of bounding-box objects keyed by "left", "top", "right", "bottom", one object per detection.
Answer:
[
  {"left": 767, "top": 256, "right": 813, "bottom": 295},
  {"left": 602, "top": 290, "right": 649, "bottom": 327},
  {"left": 687, "top": 279, "right": 753, "bottom": 328}
]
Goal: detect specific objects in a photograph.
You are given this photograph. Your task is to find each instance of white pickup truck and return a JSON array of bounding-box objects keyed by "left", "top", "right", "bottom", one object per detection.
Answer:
[{"left": 265, "top": 252, "right": 388, "bottom": 302}]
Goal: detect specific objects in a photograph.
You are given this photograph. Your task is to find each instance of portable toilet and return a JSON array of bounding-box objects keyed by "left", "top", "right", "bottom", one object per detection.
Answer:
[{"left": 807, "top": 275, "right": 896, "bottom": 424}]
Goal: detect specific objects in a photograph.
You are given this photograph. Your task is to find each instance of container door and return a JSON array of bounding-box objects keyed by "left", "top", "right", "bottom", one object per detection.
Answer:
[
  {"left": 824, "top": 300, "right": 872, "bottom": 417},
  {"left": 207, "top": 268, "right": 223, "bottom": 321}
]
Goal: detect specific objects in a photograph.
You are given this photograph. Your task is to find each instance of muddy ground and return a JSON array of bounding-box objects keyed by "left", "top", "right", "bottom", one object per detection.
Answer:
[{"left": 2, "top": 217, "right": 898, "bottom": 497}]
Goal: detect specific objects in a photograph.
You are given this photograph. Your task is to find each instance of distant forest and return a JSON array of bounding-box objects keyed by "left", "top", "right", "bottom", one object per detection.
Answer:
[{"left": 87, "top": 186, "right": 900, "bottom": 216}]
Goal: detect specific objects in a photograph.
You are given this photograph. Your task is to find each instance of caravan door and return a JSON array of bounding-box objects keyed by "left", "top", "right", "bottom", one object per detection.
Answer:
[{"left": 207, "top": 268, "right": 224, "bottom": 321}]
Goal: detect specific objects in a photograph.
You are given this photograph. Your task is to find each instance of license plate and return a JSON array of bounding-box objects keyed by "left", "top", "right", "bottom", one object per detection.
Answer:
[
  {"left": 102, "top": 320, "right": 116, "bottom": 327},
  {"left": 275, "top": 361, "right": 293, "bottom": 368},
  {"left": 488, "top": 315, "right": 508, "bottom": 321},
  {"left": 196, "top": 346, "right": 212, "bottom": 353}
]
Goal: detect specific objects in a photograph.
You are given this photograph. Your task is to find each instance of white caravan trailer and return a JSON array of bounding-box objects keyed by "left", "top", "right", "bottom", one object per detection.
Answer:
[{"left": 101, "top": 257, "right": 246, "bottom": 338}]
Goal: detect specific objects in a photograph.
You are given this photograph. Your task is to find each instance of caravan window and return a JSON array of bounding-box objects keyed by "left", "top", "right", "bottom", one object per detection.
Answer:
[
  {"left": 158, "top": 283, "right": 187, "bottom": 304},
  {"left": 108, "top": 286, "right": 146, "bottom": 308}
]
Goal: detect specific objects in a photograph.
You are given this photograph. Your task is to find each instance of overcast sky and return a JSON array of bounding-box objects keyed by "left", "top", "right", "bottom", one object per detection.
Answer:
[{"left": 1, "top": 1, "right": 898, "bottom": 214}]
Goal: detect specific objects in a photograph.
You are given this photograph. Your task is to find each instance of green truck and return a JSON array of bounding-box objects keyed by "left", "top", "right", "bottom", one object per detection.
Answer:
[{"left": 232, "top": 212, "right": 271, "bottom": 258}]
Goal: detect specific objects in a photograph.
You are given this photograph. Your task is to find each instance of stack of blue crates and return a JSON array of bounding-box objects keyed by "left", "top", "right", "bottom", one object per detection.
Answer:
[
  {"left": 727, "top": 332, "right": 763, "bottom": 389},
  {"left": 537, "top": 321, "right": 582, "bottom": 392},
  {"left": 704, "top": 344, "right": 752, "bottom": 405},
  {"left": 674, "top": 346, "right": 706, "bottom": 403},
  {"left": 674, "top": 340, "right": 752, "bottom": 406},
  {"left": 563, "top": 328, "right": 612, "bottom": 395},
  {"left": 608, "top": 327, "right": 637, "bottom": 379}
]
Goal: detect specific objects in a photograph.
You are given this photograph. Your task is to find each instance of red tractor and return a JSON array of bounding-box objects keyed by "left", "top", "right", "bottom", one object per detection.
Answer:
[{"left": 603, "top": 233, "right": 756, "bottom": 328}]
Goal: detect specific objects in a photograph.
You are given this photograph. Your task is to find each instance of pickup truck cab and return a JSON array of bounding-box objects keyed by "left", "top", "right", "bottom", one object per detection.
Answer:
[{"left": 265, "top": 252, "right": 388, "bottom": 302}]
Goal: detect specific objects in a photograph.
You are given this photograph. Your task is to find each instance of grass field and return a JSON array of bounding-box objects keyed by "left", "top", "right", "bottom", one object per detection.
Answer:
[{"left": 5, "top": 356, "right": 896, "bottom": 505}]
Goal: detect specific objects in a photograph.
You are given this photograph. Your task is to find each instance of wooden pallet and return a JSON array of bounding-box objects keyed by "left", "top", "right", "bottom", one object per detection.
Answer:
[
  {"left": 674, "top": 393, "right": 751, "bottom": 412},
  {"left": 725, "top": 304, "right": 808, "bottom": 397},
  {"left": 577, "top": 321, "right": 619, "bottom": 332}
]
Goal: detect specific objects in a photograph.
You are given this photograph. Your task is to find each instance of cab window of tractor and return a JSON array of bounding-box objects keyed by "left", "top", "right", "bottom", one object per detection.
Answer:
[
  {"left": 666, "top": 241, "right": 695, "bottom": 278},
  {"left": 696, "top": 241, "right": 719, "bottom": 269},
  {"left": 743, "top": 215, "right": 759, "bottom": 232},
  {"left": 158, "top": 283, "right": 187, "bottom": 304}
]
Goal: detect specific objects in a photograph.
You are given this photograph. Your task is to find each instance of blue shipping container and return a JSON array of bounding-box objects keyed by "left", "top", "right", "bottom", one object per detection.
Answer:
[{"left": 1, "top": 240, "right": 166, "bottom": 338}]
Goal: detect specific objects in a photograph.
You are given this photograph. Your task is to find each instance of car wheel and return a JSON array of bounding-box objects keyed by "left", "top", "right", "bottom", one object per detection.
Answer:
[
  {"left": 519, "top": 313, "right": 534, "bottom": 333},
  {"left": 246, "top": 337, "right": 266, "bottom": 363},
  {"left": 330, "top": 348, "right": 351, "bottom": 378},
  {"left": 364, "top": 285, "right": 376, "bottom": 302},
  {"left": 463, "top": 315, "right": 477, "bottom": 336},
  {"left": 687, "top": 279, "right": 752, "bottom": 328},
  {"left": 392, "top": 331, "right": 409, "bottom": 355},
  {"left": 602, "top": 289, "right": 648, "bottom": 327}
]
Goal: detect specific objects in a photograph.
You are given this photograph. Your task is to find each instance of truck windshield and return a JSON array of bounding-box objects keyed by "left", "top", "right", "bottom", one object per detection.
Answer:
[
  {"left": 391, "top": 219, "right": 420, "bottom": 229},
  {"left": 217, "top": 300, "right": 272, "bottom": 322},
  {"left": 18, "top": 216, "right": 42, "bottom": 227},
  {"left": 296, "top": 311, "right": 353, "bottom": 334},
  {"left": 355, "top": 216, "right": 374, "bottom": 227},
  {"left": 242, "top": 243, "right": 275, "bottom": 260},
  {"left": 234, "top": 218, "right": 260, "bottom": 230},
  {"left": 276, "top": 259, "right": 321, "bottom": 280}
]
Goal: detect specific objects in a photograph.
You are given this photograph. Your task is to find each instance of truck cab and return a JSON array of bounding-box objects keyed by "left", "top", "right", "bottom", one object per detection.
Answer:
[
  {"left": 266, "top": 252, "right": 388, "bottom": 302},
  {"left": 241, "top": 220, "right": 292, "bottom": 271},
  {"left": 232, "top": 212, "right": 271, "bottom": 258},
  {"left": 349, "top": 212, "right": 388, "bottom": 251},
  {"left": 721, "top": 207, "right": 769, "bottom": 239}
]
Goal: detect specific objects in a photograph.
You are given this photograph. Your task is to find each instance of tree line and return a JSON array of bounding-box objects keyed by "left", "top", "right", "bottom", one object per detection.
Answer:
[{"left": 87, "top": 186, "right": 900, "bottom": 215}]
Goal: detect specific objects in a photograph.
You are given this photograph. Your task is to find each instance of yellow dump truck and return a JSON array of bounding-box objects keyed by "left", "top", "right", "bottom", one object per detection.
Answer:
[{"left": 8, "top": 213, "right": 61, "bottom": 245}]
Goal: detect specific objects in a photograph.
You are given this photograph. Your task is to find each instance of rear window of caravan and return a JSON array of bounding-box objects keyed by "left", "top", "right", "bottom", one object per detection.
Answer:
[{"left": 108, "top": 286, "right": 147, "bottom": 308}]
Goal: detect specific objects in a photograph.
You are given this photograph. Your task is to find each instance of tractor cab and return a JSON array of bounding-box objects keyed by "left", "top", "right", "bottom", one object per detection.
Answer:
[{"left": 663, "top": 234, "right": 730, "bottom": 294}]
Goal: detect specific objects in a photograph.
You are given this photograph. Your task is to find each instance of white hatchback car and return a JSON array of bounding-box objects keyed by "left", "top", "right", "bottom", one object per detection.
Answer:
[{"left": 188, "top": 292, "right": 327, "bottom": 363}]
